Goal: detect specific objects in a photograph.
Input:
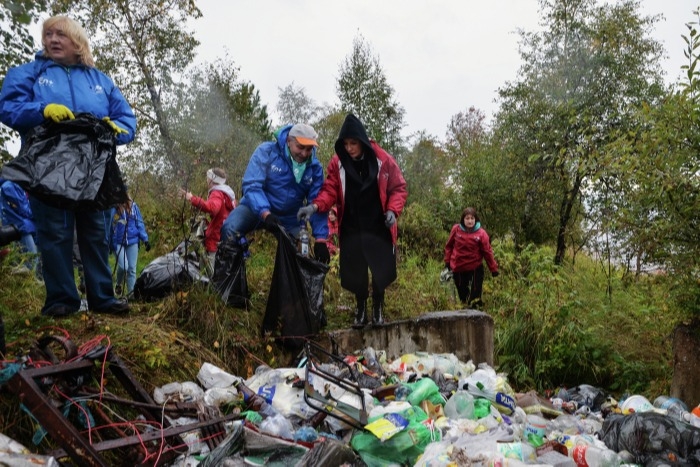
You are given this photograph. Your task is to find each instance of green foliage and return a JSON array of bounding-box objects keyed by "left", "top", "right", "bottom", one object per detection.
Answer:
[
  {"left": 336, "top": 34, "right": 406, "bottom": 154},
  {"left": 165, "top": 55, "right": 271, "bottom": 192},
  {"left": 276, "top": 82, "right": 321, "bottom": 126},
  {"left": 49, "top": 0, "right": 202, "bottom": 174},
  {"left": 496, "top": 0, "right": 665, "bottom": 264},
  {"left": 490, "top": 240, "right": 683, "bottom": 395}
]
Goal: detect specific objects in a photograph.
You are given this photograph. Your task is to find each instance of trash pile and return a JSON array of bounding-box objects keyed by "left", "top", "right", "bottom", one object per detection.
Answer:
[{"left": 3, "top": 340, "right": 700, "bottom": 466}]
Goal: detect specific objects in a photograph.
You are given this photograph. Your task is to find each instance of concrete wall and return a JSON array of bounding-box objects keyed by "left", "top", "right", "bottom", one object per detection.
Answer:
[{"left": 321, "top": 309, "right": 493, "bottom": 366}]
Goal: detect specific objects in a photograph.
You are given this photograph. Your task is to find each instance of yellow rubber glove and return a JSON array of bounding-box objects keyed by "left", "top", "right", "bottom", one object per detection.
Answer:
[
  {"left": 102, "top": 117, "right": 128, "bottom": 135},
  {"left": 43, "top": 103, "right": 75, "bottom": 122}
]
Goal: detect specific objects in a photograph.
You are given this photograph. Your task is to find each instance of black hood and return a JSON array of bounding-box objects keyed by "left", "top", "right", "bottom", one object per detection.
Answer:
[{"left": 334, "top": 113, "right": 374, "bottom": 159}]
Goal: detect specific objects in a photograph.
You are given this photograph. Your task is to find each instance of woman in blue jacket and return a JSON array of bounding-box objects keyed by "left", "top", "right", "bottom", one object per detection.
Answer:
[
  {"left": 0, "top": 179, "right": 39, "bottom": 275},
  {"left": 111, "top": 197, "right": 150, "bottom": 296},
  {"left": 0, "top": 15, "right": 136, "bottom": 317}
]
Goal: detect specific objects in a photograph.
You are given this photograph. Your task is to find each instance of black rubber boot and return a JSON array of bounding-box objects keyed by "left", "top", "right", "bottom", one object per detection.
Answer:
[
  {"left": 352, "top": 297, "right": 368, "bottom": 329},
  {"left": 372, "top": 294, "right": 385, "bottom": 326},
  {"left": 0, "top": 224, "right": 21, "bottom": 247}
]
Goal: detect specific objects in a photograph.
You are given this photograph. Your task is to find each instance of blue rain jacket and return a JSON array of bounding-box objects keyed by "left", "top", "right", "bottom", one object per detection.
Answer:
[
  {"left": 239, "top": 125, "right": 328, "bottom": 239},
  {"left": 0, "top": 51, "right": 136, "bottom": 145}
]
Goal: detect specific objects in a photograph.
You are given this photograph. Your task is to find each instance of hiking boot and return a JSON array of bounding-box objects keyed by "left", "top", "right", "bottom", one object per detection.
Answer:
[
  {"left": 43, "top": 305, "right": 79, "bottom": 318},
  {"left": 372, "top": 296, "right": 385, "bottom": 326},
  {"left": 352, "top": 297, "right": 368, "bottom": 329},
  {"left": 94, "top": 298, "right": 130, "bottom": 315}
]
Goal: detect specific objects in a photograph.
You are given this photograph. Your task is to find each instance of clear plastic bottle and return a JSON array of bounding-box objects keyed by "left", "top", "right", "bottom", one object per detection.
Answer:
[
  {"left": 299, "top": 226, "right": 310, "bottom": 257},
  {"left": 570, "top": 445, "right": 621, "bottom": 467}
]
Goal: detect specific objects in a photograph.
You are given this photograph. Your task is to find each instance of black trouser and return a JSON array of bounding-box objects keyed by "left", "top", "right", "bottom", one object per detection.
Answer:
[{"left": 453, "top": 265, "right": 484, "bottom": 308}]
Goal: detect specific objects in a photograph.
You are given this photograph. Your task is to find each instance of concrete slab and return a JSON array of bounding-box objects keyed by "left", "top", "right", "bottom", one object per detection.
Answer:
[{"left": 323, "top": 309, "right": 493, "bottom": 366}]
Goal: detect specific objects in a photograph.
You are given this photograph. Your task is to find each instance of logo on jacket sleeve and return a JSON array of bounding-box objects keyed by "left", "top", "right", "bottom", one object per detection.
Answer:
[{"left": 38, "top": 77, "right": 54, "bottom": 87}]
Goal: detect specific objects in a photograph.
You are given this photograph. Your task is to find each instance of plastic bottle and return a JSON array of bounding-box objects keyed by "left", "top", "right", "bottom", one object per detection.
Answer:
[
  {"left": 653, "top": 395, "right": 698, "bottom": 425},
  {"left": 299, "top": 226, "right": 310, "bottom": 257},
  {"left": 233, "top": 380, "right": 277, "bottom": 418},
  {"left": 653, "top": 395, "right": 688, "bottom": 412},
  {"left": 570, "top": 445, "right": 621, "bottom": 467}
]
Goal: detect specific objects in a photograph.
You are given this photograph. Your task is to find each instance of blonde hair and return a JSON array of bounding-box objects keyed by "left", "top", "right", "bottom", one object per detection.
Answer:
[{"left": 42, "top": 16, "right": 95, "bottom": 67}]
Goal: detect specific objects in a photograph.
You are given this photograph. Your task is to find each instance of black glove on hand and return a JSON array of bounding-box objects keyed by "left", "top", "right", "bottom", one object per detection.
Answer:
[
  {"left": 314, "top": 242, "right": 331, "bottom": 264},
  {"left": 264, "top": 213, "right": 281, "bottom": 231},
  {"left": 445, "top": 263, "right": 451, "bottom": 271},
  {"left": 491, "top": 270, "right": 500, "bottom": 278},
  {"left": 144, "top": 241, "right": 151, "bottom": 252}
]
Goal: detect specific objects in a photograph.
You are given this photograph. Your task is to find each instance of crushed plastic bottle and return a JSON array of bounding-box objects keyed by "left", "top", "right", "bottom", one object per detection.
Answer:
[
  {"left": 299, "top": 226, "right": 310, "bottom": 257},
  {"left": 570, "top": 445, "right": 621, "bottom": 467}
]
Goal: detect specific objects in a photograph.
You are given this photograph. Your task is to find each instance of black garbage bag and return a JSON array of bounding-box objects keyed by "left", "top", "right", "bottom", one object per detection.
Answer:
[
  {"left": 599, "top": 412, "right": 700, "bottom": 465},
  {"left": 1, "top": 113, "right": 128, "bottom": 210},
  {"left": 211, "top": 236, "right": 250, "bottom": 308},
  {"left": 566, "top": 384, "right": 608, "bottom": 411},
  {"left": 132, "top": 241, "right": 209, "bottom": 301},
  {"left": 262, "top": 227, "right": 329, "bottom": 350},
  {"left": 297, "top": 438, "right": 366, "bottom": 466}
]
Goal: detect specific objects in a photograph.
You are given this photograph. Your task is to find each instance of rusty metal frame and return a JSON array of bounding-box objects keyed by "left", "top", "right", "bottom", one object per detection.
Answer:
[
  {"left": 7, "top": 347, "right": 236, "bottom": 466},
  {"left": 303, "top": 341, "right": 368, "bottom": 429}
]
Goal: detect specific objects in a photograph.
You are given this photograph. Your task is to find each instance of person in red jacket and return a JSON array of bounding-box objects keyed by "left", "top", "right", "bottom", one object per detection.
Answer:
[
  {"left": 327, "top": 205, "right": 339, "bottom": 256},
  {"left": 179, "top": 168, "right": 236, "bottom": 275},
  {"left": 297, "top": 114, "right": 408, "bottom": 328},
  {"left": 444, "top": 207, "right": 499, "bottom": 308}
]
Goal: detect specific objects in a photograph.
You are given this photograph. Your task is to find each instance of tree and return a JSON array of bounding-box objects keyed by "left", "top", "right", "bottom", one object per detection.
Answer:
[
  {"left": 0, "top": 0, "right": 48, "bottom": 160},
  {"left": 336, "top": 35, "right": 405, "bottom": 155},
  {"left": 496, "top": 0, "right": 665, "bottom": 264},
  {"left": 168, "top": 55, "right": 272, "bottom": 195},
  {"left": 276, "top": 82, "right": 320, "bottom": 126},
  {"left": 49, "top": 0, "right": 202, "bottom": 173}
]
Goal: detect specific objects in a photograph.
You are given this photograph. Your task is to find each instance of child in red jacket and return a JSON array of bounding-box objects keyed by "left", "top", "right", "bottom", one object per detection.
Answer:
[{"left": 444, "top": 207, "right": 499, "bottom": 308}]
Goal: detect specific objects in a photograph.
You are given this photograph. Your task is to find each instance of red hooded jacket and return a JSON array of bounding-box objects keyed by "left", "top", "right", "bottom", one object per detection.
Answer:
[
  {"left": 189, "top": 185, "right": 236, "bottom": 252},
  {"left": 444, "top": 223, "right": 498, "bottom": 273},
  {"left": 312, "top": 141, "right": 407, "bottom": 245}
]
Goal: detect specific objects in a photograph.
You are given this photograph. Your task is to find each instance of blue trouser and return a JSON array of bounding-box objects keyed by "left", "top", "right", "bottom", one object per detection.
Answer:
[
  {"left": 220, "top": 204, "right": 301, "bottom": 242},
  {"left": 30, "top": 196, "right": 118, "bottom": 314},
  {"left": 115, "top": 243, "right": 139, "bottom": 293}
]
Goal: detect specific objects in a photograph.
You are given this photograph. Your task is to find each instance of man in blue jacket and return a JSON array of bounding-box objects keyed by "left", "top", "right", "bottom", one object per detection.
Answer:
[{"left": 220, "top": 123, "right": 330, "bottom": 263}]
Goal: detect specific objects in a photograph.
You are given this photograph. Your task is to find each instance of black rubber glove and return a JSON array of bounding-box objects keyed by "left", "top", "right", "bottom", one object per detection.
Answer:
[
  {"left": 264, "top": 213, "right": 281, "bottom": 231},
  {"left": 491, "top": 270, "right": 499, "bottom": 278},
  {"left": 144, "top": 241, "right": 151, "bottom": 252},
  {"left": 314, "top": 242, "right": 331, "bottom": 264},
  {"left": 445, "top": 263, "right": 451, "bottom": 271}
]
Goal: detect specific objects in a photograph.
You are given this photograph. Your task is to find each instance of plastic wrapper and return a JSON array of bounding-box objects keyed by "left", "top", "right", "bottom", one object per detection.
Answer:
[
  {"left": 599, "top": 412, "right": 700, "bottom": 465},
  {"left": 197, "top": 362, "right": 240, "bottom": 389},
  {"left": 1, "top": 114, "right": 127, "bottom": 210},
  {"left": 244, "top": 367, "right": 317, "bottom": 420},
  {"left": 262, "top": 228, "right": 328, "bottom": 349},
  {"left": 444, "top": 390, "right": 475, "bottom": 420}
]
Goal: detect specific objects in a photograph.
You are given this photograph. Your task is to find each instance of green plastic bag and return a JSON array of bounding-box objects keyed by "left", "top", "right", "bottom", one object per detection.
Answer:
[{"left": 351, "top": 406, "right": 440, "bottom": 467}]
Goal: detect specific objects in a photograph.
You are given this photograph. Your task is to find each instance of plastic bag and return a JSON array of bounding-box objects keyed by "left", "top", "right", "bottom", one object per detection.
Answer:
[
  {"left": 296, "top": 438, "right": 363, "bottom": 466},
  {"left": 211, "top": 236, "right": 250, "bottom": 308},
  {"left": 262, "top": 228, "right": 329, "bottom": 349},
  {"left": 1, "top": 114, "right": 127, "bottom": 210},
  {"left": 133, "top": 248, "right": 208, "bottom": 301},
  {"left": 599, "top": 412, "right": 700, "bottom": 465}
]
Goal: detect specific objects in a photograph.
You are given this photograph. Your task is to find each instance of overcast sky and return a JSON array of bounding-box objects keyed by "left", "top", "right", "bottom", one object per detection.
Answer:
[{"left": 190, "top": 0, "right": 696, "bottom": 139}]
